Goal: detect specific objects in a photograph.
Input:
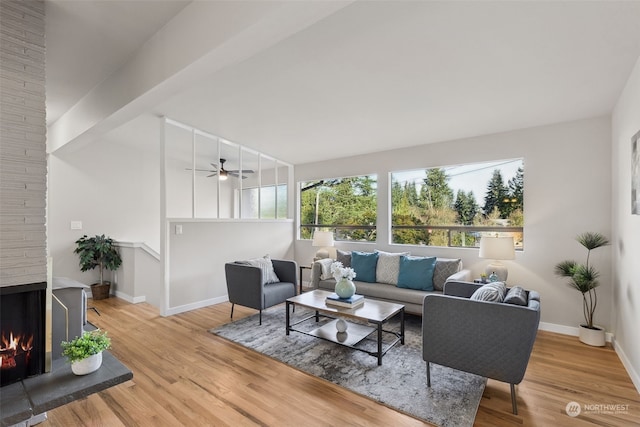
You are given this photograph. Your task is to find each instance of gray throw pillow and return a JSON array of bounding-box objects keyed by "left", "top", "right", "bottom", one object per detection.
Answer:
[
  {"left": 336, "top": 249, "right": 351, "bottom": 268},
  {"left": 504, "top": 286, "right": 528, "bottom": 306},
  {"left": 470, "top": 281, "right": 507, "bottom": 302},
  {"left": 432, "top": 258, "right": 462, "bottom": 291}
]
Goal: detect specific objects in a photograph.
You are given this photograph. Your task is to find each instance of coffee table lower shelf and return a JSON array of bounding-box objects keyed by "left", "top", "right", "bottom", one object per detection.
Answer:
[{"left": 286, "top": 307, "right": 403, "bottom": 365}]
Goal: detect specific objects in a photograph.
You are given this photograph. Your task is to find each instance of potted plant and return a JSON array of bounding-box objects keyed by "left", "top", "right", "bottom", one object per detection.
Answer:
[
  {"left": 61, "top": 330, "right": 111, "bottom": 375},
  {"left": 554, "top": 232, "right": 609, "bottom": 346},
  {"left": 74, "top": 234, "right": 122, "bottom": 299}
]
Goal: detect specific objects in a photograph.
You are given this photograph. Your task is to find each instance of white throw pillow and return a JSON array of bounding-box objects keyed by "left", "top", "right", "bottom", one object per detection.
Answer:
[
  {"left": 375, "top": 250, "right": 410, "bottom": 285},
  {"left": 317, "top": 258, "right": 334, "bottom": 280},
  {"left": 470, "top": 281, "right": 507, "bottom": 302},
  {"left": 246, "top": 255, "right": 280, "bottom": 285}
]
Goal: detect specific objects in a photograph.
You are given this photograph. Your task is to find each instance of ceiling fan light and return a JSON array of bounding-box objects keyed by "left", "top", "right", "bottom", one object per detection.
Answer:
[{"left": 219, "top": 170, "right": 228, "bottom": 181}]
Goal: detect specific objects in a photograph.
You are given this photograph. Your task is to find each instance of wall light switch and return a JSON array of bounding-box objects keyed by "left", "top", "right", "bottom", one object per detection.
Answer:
[
  {"left": 70, "top": 221, "right": 82, "bottom": 230},
  {"left": 175, "top": 224, "right": 183, "bottom": 235}
]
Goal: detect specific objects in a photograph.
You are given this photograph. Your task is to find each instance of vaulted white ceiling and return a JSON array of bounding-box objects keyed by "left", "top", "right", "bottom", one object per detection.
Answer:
[{"left": 45, "top": 1, "right": 640, "bottom": 165}]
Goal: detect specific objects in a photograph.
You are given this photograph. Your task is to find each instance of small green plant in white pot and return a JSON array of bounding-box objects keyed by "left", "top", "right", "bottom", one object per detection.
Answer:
[
  {"left": 554, "top": 232, "right": 609, "bottom": 346},
  {"left": 61, "top": 330, "right": 111, "bottom": 375}
]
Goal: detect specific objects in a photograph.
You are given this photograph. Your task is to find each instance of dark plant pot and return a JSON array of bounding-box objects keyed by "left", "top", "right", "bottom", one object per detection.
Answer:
[
  {"left": 91, "top": 283, "right": 110, "bottom": 300},
  {"left": 579, "top": 324, "right": 605, "bottom": 347}
]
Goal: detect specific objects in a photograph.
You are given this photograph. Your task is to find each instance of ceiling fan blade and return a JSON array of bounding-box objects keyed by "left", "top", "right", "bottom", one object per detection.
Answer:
[
  {"left": 228, "top": 172, "right": 248, "bottom": 179},
  {"left": 185, "top": 168, "right": 213, "bottom": 172},
  {"left": 227, "top": 169, "right": 254, "bottom": 174},
  {"left": 207, "top": 172, "right": 218, "bottom": 177}
]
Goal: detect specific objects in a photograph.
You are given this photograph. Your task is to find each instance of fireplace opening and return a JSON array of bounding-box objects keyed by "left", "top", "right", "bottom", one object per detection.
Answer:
[{"left": 0, "top": 282, "right": 46, "bottom": 387}]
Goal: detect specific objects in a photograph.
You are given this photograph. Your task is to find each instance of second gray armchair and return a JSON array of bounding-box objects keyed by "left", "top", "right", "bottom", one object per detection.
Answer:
[
  {"left": 225, "top": 259, "right": 297, "bottom": 325},
  {"left": 422, "top": 280, "right": 540, "bottom": 415}
]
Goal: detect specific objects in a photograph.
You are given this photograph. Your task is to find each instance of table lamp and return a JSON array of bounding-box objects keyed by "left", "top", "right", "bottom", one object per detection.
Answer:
[
  {"left": 312, "top": 231, "right": 334, "bottom": 259},
  {"left": 479, "top": 236, "right": 515, "bottom": 282}
]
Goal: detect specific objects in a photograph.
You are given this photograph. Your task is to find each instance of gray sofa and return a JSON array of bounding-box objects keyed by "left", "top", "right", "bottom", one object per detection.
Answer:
[
  {"left": 422, "top": 280, "right": 541, "bottom": 414},
  {"left": 310, "top": 253, "right": 470, "bottom": 315}
]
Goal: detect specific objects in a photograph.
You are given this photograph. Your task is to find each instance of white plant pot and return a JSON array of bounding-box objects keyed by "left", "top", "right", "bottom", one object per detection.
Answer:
[
  {"left": 71, "top": 352, "right": 103, "bottom": 375},
  {"left": 579, "top": 325, "right": 606, "bottom": 347}
]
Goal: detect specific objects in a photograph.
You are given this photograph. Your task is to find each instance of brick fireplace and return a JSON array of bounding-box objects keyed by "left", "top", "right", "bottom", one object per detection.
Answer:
[{"left": 0, "top": 0, "right": 50, "bottom": 385}]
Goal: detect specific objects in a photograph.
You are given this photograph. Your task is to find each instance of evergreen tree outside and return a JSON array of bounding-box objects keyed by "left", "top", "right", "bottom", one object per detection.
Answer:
[
  {"left": 454, "top": 190, "right": 479, "bottom": 225},
  {"left": 483, "top": 169, "right": 509, "bottom": 216},
  {"left": 420, "top": 168, "right": 454, "bottom": 210}
]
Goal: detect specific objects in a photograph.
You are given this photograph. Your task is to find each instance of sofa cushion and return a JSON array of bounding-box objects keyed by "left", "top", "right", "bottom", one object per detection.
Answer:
[
  {"left": 375, "top": 250, "right": 410, "bottom": 285},
  {"left": 504, "top": 286, "right": 528, "bottom": 306},
  {"left": 336, "top": 249, "right": 352, "bottom": 267},
  {"left": 245, "top": 255, "right": 280, "bottom": 285},
  {"left": 433, "top": 258, "right": 462, "bottom": 291},
  {"left": 397, "top": 255, "right": 436, "bottom": 291},
  {"left": 351, "top": 280, "right": 438, "bottom": 306},
  {"left": 351, "top": 251, "right": 378, "bottom": 283},
  {"left": 470, "top": 281, "right": 507, "bottom": 302}
]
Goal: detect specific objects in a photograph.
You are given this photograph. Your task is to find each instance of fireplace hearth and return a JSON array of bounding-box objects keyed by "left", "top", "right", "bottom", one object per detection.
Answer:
[{"left": 0, "top": 282, "right": 46, "bottom": 387}]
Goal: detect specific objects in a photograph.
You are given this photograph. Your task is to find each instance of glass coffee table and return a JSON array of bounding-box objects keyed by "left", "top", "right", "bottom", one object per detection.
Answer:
[{"left": 285, "top": 289, "right": 405, "bottom": 365}]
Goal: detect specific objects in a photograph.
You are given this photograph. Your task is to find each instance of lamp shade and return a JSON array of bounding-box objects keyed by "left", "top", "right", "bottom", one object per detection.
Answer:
[
  {"left": 312, "top": 231, "right": 334, "bottom": 247},
  {"left": 479, "top": 236, "right": 515, "bottom": 260}
]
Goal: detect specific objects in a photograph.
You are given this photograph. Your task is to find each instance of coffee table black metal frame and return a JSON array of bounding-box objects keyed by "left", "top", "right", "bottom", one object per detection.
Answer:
[{"left": 286, "top": 290, "right": 404, "bottom": 365}]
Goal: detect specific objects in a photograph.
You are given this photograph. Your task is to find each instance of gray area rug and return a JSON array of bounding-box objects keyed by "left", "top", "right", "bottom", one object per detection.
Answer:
[{"left": 210, "top": 306, "right": 486, "bottom": 427}]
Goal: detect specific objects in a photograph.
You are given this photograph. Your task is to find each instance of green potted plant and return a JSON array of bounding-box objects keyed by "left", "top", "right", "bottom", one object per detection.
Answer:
[
  {"left": 74, "top": 234, "right": 122, "bottom": 299},
  {"left": 554, "top": 232, "right": 609, "bottom": 346},
  {"left": 61, "top": 330, "right": 111, "bottom": 375}
]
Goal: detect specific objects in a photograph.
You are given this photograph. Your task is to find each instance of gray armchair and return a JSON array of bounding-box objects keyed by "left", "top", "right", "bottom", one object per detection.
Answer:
[
  {"left": 225, "top": 259, "right": 297, "bottom": 325},
  {"left": 422, "top": 281, "right": 540, "bottom": 414}
]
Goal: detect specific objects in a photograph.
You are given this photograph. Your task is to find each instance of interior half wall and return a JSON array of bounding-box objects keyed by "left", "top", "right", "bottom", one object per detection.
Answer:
[{"left": 164, "top": 220, "right": 294, "bottom": 315}]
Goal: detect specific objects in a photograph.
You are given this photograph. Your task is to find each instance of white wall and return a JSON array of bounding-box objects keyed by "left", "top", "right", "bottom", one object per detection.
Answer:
[
  {"left": 48, "top": 136, "right": 160, "bottom": 283},
  {"left": 113, "top": 243, "right": 160, "bottom": 305},
  {"left": 612, "top": 56, "right": 640, "bottom": 391},
  {"left": 295, "top": 117, "right": 613, "bottom": 332},
  {"left": 165, "top": 220, "right": 294, "bottom": 315}
]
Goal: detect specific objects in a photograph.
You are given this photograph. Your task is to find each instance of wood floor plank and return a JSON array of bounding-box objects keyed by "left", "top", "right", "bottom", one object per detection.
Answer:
[{"left": 41, "top": 298, "right": 639, "bottom": 426}]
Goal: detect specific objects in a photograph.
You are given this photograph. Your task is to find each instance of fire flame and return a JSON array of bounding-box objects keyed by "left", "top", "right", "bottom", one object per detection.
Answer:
[{"left": 0, "top": 330, "right": 34, "bottom": 370}]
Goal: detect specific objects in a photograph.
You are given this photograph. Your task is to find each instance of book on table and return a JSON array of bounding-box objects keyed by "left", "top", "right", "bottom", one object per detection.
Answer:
[{"left": 325, "top": 293, "right": 364, "bottom": 308}]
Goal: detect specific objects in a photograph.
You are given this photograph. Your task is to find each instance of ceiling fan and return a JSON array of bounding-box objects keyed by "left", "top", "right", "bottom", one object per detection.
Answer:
[{"left": 190, "top": 158, "right": 254, "bottom": 180}]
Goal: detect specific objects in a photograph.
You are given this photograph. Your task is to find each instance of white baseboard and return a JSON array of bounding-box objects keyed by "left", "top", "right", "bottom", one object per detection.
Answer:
[
  {"left": 538, "top": 321, "right": 614, "bottom": 343},
  {"left": 611, "top": 337, "right": 640, "bottom": 394},
  {"left": 113, "top": 290, "right": 146, "bottom": 304},
  {"left": 164, "top": 295, "right": 228, "bottom": 316}
]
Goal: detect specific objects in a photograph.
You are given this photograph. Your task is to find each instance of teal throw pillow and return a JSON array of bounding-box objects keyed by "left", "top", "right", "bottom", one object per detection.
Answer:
[
  {"left": 350, "top": 251, "right": 378, "bottom": 283},
  {"left": 397, "top": 255, "right": 437, "bottom": 291}
]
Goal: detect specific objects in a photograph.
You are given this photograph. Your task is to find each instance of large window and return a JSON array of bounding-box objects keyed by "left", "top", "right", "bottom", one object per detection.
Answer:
[
  {"left": 391, "top": 159, "right": 524, "bottom": 248},
  {"left": 299, "top": 175, "right": 377, "bottom": 241}
]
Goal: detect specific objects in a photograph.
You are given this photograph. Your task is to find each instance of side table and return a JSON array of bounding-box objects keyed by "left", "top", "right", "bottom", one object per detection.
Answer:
[{"left": 299, "top": 265, "right": 312, "bottom": 294}]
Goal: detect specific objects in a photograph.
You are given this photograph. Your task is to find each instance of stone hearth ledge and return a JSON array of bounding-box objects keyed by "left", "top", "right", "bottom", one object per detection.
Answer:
[{"left": 1, "top": 351, "right": 132, "bottom": 427}]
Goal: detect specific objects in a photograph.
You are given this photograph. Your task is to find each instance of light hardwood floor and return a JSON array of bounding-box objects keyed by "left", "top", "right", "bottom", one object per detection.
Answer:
[{"left": 43, "top": 298, "right": 639, "bottom": 426}]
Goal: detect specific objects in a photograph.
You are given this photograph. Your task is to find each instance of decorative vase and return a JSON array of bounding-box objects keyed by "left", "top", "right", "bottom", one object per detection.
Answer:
[
  {"left": 579, "top": 325, "right": 605, "bottom": 347},
  {"left": 335, "top": 278, "right": 356, "bottom": 299},
  {"left": 71, "top": 352, "right": 103, "bottom": 375}
]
